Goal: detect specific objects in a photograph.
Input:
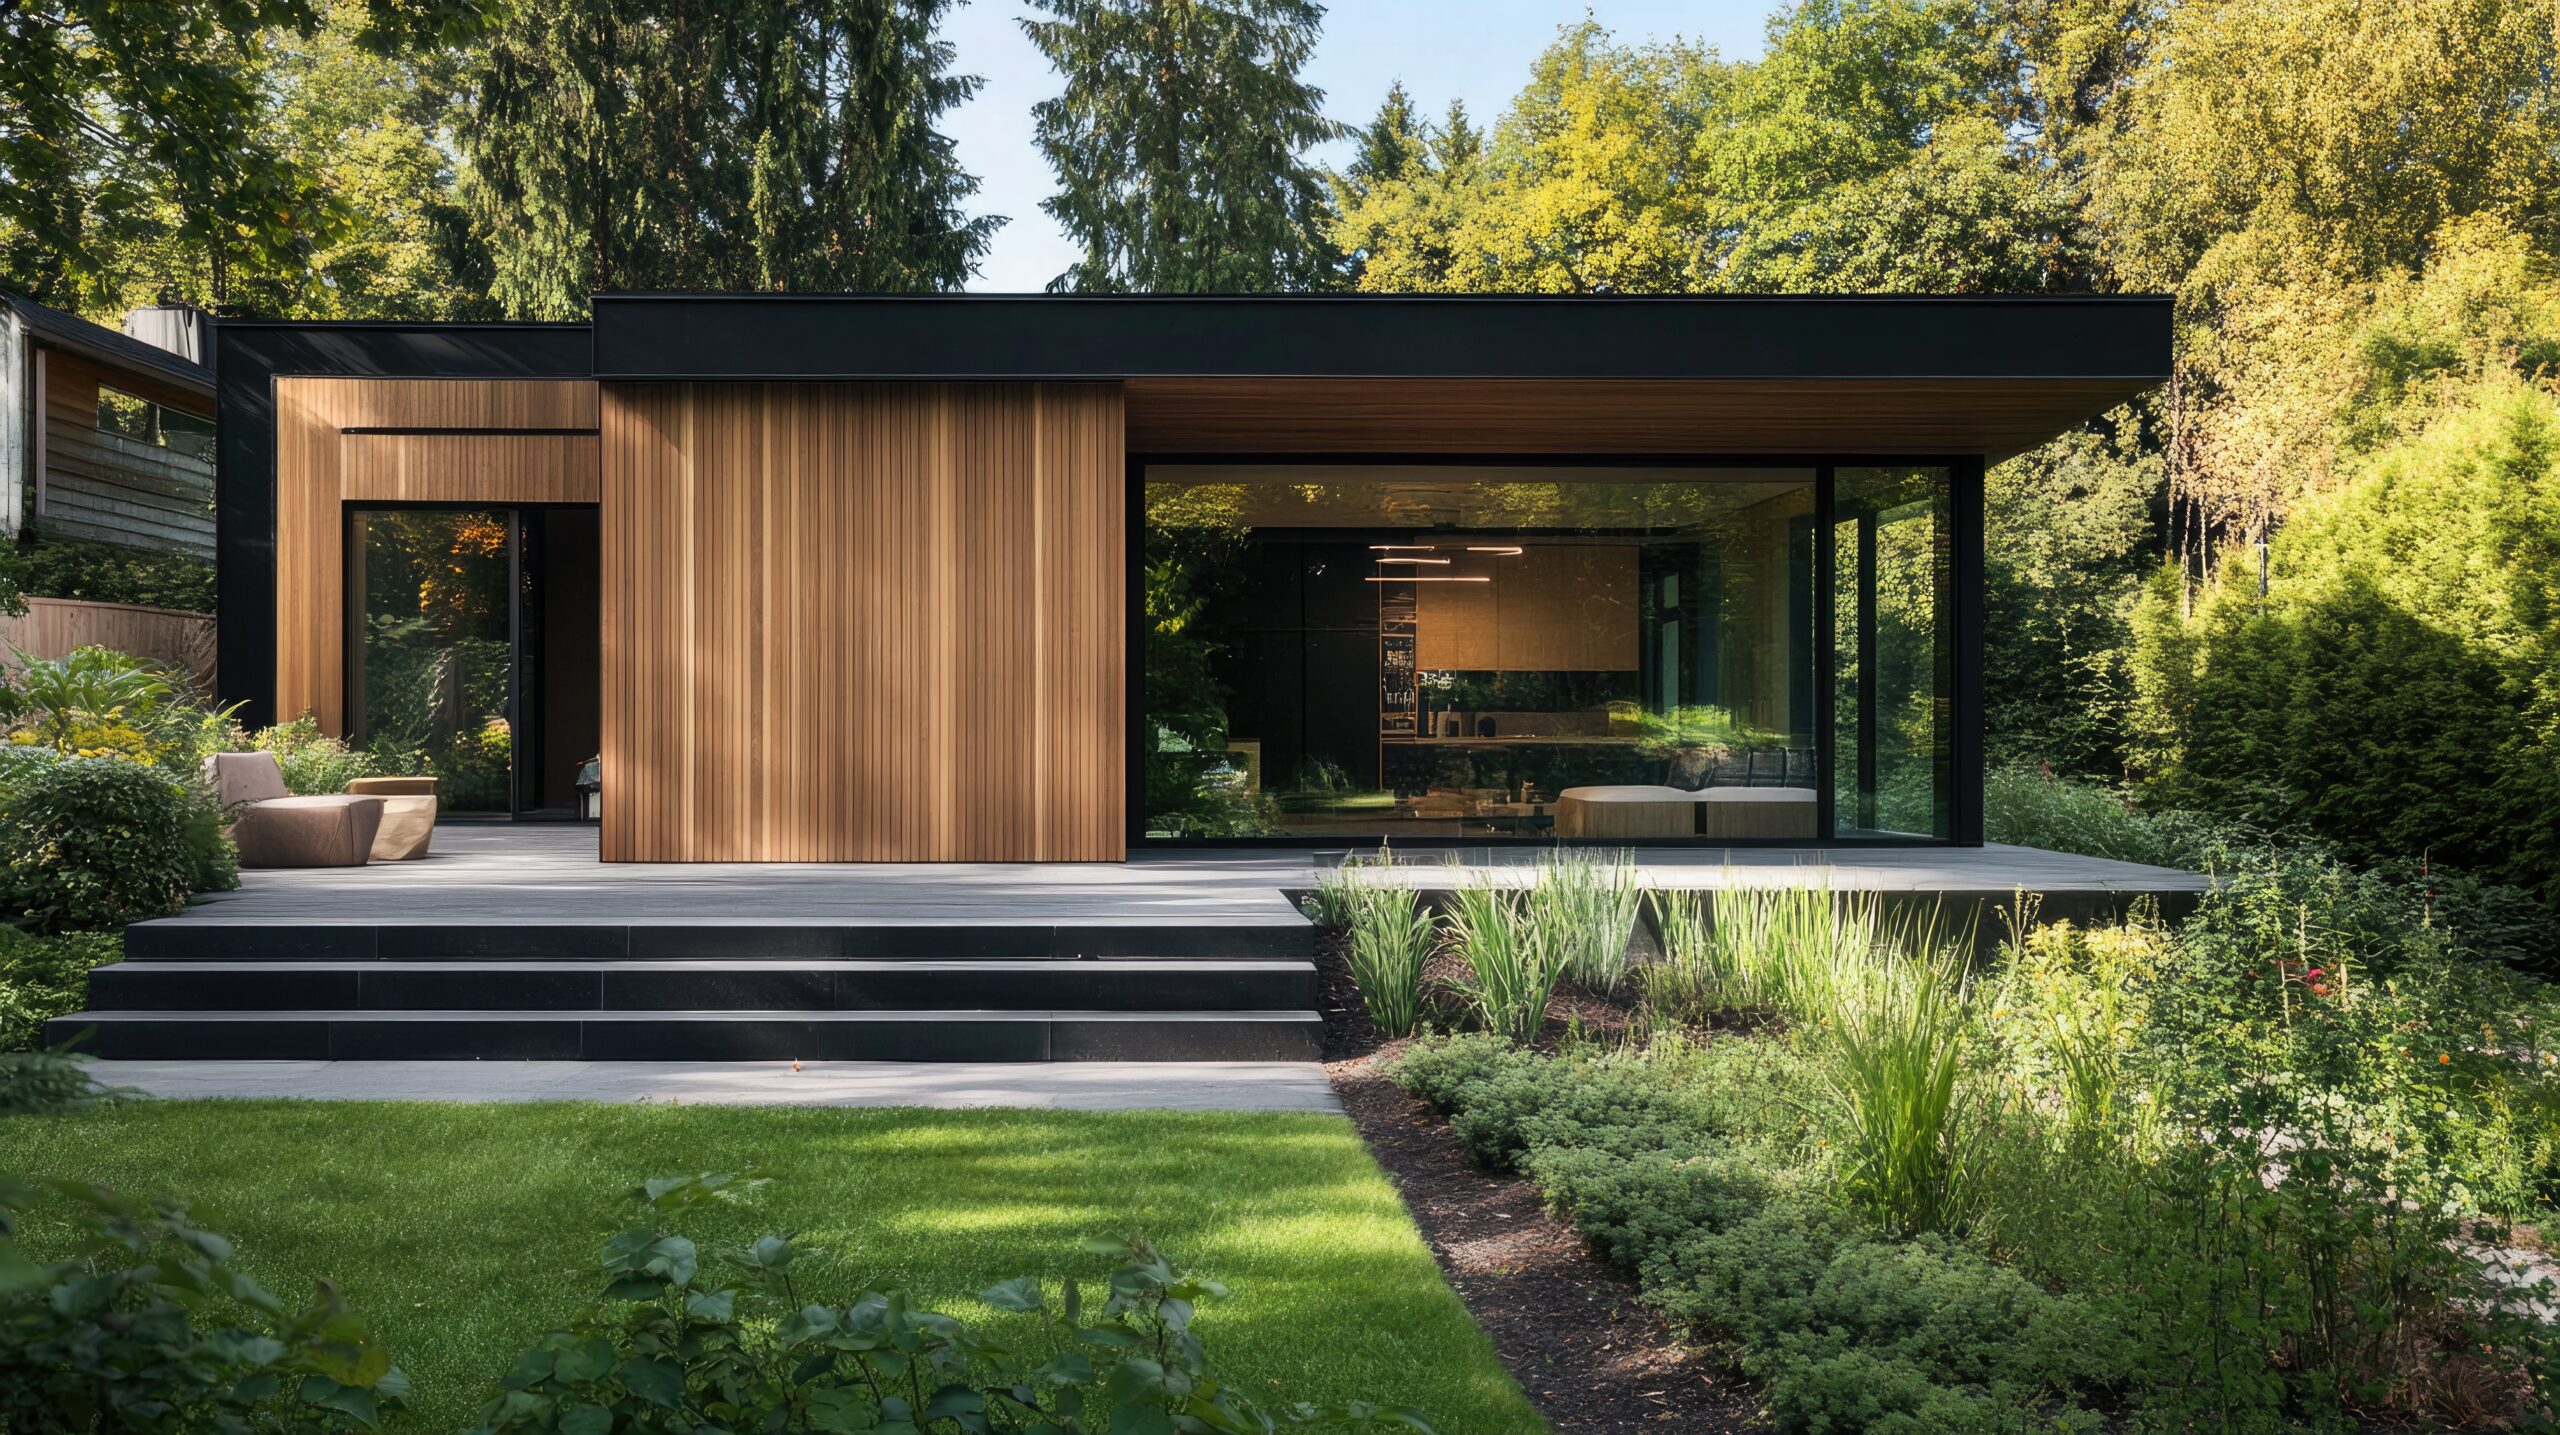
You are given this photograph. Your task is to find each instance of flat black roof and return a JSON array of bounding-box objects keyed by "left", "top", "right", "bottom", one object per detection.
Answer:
[{"left": 589, "top": 293, "right": 2172, "bottom": 383}]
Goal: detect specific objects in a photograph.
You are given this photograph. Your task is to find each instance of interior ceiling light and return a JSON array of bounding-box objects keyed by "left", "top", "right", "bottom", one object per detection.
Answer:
[
  {"left": 1374, "top": 556, "right": 1451, "bottom": 565},
  {"left": 1365, "top": 575, "right": 1490, "bottom": 583},
  {"left": 1465, "top": 545, "right": 1524, "bottom": 555},
  {"left": 1368, "top": 543, "right": 1438, "bottom": 551}
]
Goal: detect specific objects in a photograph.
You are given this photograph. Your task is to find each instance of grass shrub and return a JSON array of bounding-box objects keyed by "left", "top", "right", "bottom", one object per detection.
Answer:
[
  {"left": 1443, "top": 879, "right": 1563, "bottom": 1043},
  {"left": 1525, "top": 849, "right": 1638, "bottom": 991},
  {"left": 1344, "top": 885, "right": 1436, "bottom": 1038},
  {"left": 0, "top": 929, "right": 120, "bottom": 1052},
  {"left": 1813, "top": 943, "right": 1994, "bottom": 1235},
  {"left": 1982, "top": 762, "right": 2228, "bottom": 868}
]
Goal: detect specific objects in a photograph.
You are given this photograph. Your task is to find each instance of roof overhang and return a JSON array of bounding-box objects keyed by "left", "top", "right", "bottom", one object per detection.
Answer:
[{"left": 589, "top": 293, "right": 2170, "bottom": 461}]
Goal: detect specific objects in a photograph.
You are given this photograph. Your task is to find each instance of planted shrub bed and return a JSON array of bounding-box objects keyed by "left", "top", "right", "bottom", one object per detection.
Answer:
[{"left": 1314, "top": 847, "right": 2560, "bottom": 1431}]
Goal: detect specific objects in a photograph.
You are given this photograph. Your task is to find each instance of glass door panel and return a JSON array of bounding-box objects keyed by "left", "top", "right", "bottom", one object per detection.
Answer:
[
  {"left": 347, "top": 507, "right": 599, "bottom": 819},
  {"left": 1832, "top": 467, "right": 1954, "bottom": 839}
]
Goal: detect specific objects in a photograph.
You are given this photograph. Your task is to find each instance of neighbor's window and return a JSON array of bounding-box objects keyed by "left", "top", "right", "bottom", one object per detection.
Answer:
[{"left": 96, "top": 386, "right": 215, "bottom": 461}]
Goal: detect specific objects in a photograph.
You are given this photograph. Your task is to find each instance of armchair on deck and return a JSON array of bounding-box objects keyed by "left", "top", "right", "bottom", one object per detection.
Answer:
[{"left": 203, "top": 751, "right": 384, "bottom": 868}]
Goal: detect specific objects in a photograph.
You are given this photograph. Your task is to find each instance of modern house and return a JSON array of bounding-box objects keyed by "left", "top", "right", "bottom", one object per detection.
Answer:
[
  {"left": 214, "top": 294, "right": 2172, "bottom": 860},
  {"left": 45, "top": 294, "right": 2183, "bottom": 1063}
]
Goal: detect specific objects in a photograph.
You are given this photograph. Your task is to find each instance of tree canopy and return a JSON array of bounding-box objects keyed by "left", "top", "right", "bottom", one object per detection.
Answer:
[
  {"left": 1021, "top": 0, "right": 1343, "bottom": 292},
  {"left": 458, "top": 0, "right": 998, "bottom": 318}
]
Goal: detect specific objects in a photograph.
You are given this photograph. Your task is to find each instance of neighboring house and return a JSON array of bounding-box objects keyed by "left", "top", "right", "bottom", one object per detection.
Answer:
[
  {"left": 0, "top": 293, "right": 216, "bottom": 556},
  {"left": 213, "top": 294, "right": 2173, "bottom": 860}
]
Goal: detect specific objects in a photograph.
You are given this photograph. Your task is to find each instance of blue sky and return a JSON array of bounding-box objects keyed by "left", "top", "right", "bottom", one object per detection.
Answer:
[{"left": 940, "top": 1, "right": 1775, "bottom": 291}]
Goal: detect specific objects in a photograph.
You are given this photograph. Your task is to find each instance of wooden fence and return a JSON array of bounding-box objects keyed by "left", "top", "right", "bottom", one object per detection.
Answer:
[{"left": 0, "top": 597, "right": 217, "bottom": 695}]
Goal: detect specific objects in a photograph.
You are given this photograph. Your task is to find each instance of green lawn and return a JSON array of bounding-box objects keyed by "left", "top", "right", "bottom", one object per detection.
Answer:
[{"left": 9, "top": 1101, "right": 1543, "bottom": 1434}]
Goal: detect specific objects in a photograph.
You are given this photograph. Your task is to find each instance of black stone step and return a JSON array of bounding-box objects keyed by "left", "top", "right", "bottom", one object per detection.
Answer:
[
  {"left": 84, "top": 960, "right": 1317, "bottom": 1013},
  {"left": 122, "top": 920, "right": 1314, "bottom": 964},
  {"left": 43, "top": 1009, "right": 1324, "bottom": 1063}
]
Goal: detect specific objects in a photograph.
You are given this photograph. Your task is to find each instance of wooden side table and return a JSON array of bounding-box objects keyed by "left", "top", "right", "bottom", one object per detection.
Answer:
[{"left": 346, "top": 776, "right": 439, "bottom": 860}]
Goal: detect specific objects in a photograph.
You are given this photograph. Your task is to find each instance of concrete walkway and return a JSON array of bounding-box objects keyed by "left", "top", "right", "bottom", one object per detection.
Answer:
[{"left": 82, "top": 1060, "right": 1342, "bottom": 1113}]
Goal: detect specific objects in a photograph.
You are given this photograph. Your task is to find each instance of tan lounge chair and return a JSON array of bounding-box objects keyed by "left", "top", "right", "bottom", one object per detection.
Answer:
[{"left": 204, "top": 752, "right": 384, "bottom": 868}]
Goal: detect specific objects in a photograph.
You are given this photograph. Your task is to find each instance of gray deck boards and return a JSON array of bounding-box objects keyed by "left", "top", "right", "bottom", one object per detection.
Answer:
[{"left": 150, "top": 827, "right": 2207, "bottom": 929}]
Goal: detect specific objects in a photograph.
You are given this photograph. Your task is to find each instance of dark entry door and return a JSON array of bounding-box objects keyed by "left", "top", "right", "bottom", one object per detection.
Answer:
[{"left": 345, "top": 505, "right": 600, "bottom": 820}]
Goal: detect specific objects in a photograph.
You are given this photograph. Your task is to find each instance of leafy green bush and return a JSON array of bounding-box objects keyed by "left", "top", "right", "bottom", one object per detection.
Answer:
[
  {"left": 0, "top": 756, "right": 233, "bottom": 932},
  {"left": 2126, "top": 384, "right": 2560, "bottom": 899},
  {"left": 1981, "top": 762, "right": 2249, "bottom": 870},
  {"left": 2, "top": 645, "right": 231, "bottom": 774},
  {"left": 1391, "top": 1037, "right": 2129, "bottom": 1432},
  {"left": 248, "top": 715, "right": 384, "bottom": 795},
  {"left": 0, "top": 1047, "right": 134, "bottom": 1113},
  {"left": 469, "top": 1172, "right": 1434, "bottom": 1435},
  {"left": 20, "top": 536, "right": 218, "bottom": 613},
  {"left": 0, "top": 1177, "right": 406, "bottom": 1431},
  {"left": 0, "top": 929, "right": 120, "bottom": 1052}
]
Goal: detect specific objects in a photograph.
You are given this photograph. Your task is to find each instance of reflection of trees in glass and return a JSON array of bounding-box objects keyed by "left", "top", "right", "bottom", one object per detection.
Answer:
[
  {"left": 1141, "top": 504, "right": 1275, "bottom": 836},
  {"left": 357, "top": 511, "right": 513, "bottom": 813},
  {"left": 1836, "top": 470, "right": 1952, "bottom": 836}
]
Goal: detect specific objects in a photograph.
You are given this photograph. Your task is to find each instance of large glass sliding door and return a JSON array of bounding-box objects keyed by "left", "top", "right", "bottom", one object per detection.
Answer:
[
  {"left": 1830, "top": 467, "right": 1955, "bottom": 839},
  {"left": 346, "top": 507, "right": 599, "bottom": 819}
]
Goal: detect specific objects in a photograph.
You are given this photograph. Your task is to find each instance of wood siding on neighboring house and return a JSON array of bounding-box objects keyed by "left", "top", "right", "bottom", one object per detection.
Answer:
[
  {"left": 600, "top": 382, "right": 1126, "bottom": 862},
  {"left": 36, "top": 352, "right": 215, "bottom": 557},
  {"left": 273, "top": 377, "right": 600, "bottom": 731}
]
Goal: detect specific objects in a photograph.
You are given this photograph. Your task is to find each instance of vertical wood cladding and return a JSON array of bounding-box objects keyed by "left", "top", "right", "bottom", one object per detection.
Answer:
[
  {"left": 273, "top": 378, "right": 599, "bottom": 733},
  {"left": 600, "top": 383, "right": 1125, "bottom": 862}
]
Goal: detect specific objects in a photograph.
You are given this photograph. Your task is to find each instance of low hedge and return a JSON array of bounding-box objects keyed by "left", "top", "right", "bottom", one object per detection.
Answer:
[{"left": 0, "top": 929, "right": 119, "bottom": 1052}]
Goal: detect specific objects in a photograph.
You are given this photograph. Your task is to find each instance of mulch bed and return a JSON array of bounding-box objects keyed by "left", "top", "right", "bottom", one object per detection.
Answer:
[{"left": 1314, "top": 930, "right": 1766, "bottom": 1432}]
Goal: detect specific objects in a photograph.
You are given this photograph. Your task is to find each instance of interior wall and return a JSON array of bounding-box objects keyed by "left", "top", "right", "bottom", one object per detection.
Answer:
[
  {"left": 599, "top": 382, "right": 1125, "bottom": 862},
  {"left": 273, "top": 377, "right": 600, "bottom": 731}
]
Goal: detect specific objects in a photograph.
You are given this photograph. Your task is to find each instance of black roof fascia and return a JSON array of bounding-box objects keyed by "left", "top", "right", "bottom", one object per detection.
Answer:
[
  {"left": 213, "top": 320, "right": 593, "bottom": 726},
  {"left": 589, "top": 293, "right": 2174, "bottom": 383}
]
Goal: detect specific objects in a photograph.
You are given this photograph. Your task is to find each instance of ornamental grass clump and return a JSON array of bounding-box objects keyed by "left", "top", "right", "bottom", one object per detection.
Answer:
[
  {"left": 1344, "top": 885, "right": 1437, "bottom": 1038},
  {"left": 1527, "top": 849, "right": 1639, "bottom": 991},
  {"left": 1642, "top": 879, "right": 1881, "bottom": 1022},
  {"left": 1807, "top": 922, "right": 1992, "bottom": 1235},
  {"left": 1445, "top": 877, "right": 1563, "bottom": 1043}
]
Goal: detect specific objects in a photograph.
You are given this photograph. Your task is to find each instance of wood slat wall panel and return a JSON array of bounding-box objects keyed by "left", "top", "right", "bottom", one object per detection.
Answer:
[
  {"left": 339, "top": 433, "right": 601, "bottom": 504},
  {"left": 274, "top": 378, "right": 599, "bottom": 730},
  {"left": 600, "top": 382, "right": 1125, "bottom": 862}
]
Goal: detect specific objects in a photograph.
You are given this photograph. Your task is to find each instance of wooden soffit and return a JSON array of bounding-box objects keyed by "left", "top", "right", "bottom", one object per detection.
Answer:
[{"left": 1121, "top": 377, "right": 2152, "bottom": 463}]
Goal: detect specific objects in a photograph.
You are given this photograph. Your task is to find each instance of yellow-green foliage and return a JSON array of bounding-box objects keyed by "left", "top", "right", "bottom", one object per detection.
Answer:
[{"left": 2129, "top": 380, "right": 2560, "bottom": 895}]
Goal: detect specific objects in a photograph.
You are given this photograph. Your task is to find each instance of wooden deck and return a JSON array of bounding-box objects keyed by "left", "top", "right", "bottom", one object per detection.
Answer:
[
  {"left": 163, "top": 826, "right": 2209, "bottom": 928},
  {"left": 61, "top": 830, "right": 2210, "bottom": 1062}
]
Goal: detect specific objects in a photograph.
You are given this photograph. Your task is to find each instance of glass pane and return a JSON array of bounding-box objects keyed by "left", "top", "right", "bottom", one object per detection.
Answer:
[
  {"left": 1833, "top": 467, "right": 1954, "bottom": 839},
  {"left": 348, "top": 510, "right": 514, "bottom": 814},
  {"left": 1142, "top": 466, "right": 1819, "bottom": 840}
]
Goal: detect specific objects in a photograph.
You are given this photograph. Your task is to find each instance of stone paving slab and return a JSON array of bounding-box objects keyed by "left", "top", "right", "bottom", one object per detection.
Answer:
[{"left": 80, "top": 1060, "right": 1342, "bottom": 1113}]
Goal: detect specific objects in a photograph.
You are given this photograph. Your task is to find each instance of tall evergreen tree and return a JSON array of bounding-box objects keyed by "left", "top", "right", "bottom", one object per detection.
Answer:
[
  {"left": 1020, "top": 0, "right": 1345, "bottom": 293},
  {"left": 457, "top": 0, "right": 997, "bottom": 319}
]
